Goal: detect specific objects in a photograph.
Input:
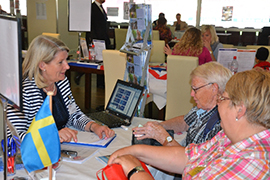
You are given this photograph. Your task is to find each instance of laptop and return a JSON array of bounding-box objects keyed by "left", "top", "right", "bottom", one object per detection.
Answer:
[{"left": 88, "top": 79, "right": 144, "bottom": 128}]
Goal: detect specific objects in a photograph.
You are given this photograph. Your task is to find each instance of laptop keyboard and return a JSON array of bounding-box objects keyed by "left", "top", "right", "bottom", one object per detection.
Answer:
[{"left": 88, "top": 112, "right": 126, "bottom": 128}]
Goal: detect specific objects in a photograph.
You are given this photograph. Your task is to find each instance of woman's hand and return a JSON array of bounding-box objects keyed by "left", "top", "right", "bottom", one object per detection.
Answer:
[
  {"left": 58, "top": 127, "right": 78, "bottom": 143},
  {"left": 132, "top": 121, "right": 169, "bottom": 144},
  {"left": 203, "top": 39, "right": 211, "bottom": 51},
  {"left": 164, "top": 44, "right": 173, "bottom": 55},
  {"left": 111, "top": 154, "right": 142, "bottom": 176},
  {"left": 89, "top": 122, "right": 115, "bottom": 139}
]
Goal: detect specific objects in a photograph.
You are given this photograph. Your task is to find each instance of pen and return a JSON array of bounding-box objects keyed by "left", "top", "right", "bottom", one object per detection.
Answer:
[{"left": 121, "top": 125, "right": 128, "bottom": 131}]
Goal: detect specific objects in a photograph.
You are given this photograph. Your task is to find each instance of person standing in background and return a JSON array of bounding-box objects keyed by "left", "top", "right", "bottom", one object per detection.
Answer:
[
  {"left": 77, "top": 0, "right": 110, "bottom": 87},
  {"left": 86, "top": 0, "right": 110, "bottom": 49},
  {"left": 173, "top": 13, "right": 188, "bottom": 31},
  {"left": 201, "top": 25, "right": 223, "bottom": 62}
]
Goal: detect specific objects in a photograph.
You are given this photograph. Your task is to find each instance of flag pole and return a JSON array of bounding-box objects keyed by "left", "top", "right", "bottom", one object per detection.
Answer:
[{"left": 47, "top": 91, "right": 54, "bottom": 180}]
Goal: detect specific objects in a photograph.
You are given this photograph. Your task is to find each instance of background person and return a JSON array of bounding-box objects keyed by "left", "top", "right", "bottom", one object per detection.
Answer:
[
  {"left": 133, "top": 62, "right": 232, "bottom": 147},
  {"left": 153, "top": 12, "right": 165, "bottom": 27},
  {"left": 164, "top": 27, "right": 212, "bottom": 65},
  {"left": 82, "top": 0, "right": 110, "bottom": 88},
  {"left": 153, "top": 17, "right": 172, "bottom": 44},
  {"left": 253, "top": 47, "right": 270, "bottom": 70},
  {"left": 201, "top": 25, "right": 223, "bottom": 61},
  {"left": 173, "top": 13, "right": 188, "bottom": 31},
  {"left": 108, "top": 68, "right": 270, "bottom": 179},
  {"left": 7, "top": 35, "right": 115, "bottom": 142}
]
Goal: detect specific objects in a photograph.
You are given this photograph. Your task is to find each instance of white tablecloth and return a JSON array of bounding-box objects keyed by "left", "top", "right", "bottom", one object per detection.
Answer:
[{"left": 3, "top": 117, "right": 186, "bottom": 180}]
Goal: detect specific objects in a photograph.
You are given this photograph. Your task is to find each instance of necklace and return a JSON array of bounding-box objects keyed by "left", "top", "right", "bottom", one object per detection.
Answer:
[{"left": 43, "top": 84, "right": 56, "bottom": 94}]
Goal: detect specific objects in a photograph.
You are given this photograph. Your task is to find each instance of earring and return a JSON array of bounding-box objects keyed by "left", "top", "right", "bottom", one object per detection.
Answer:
[
  {"left": 43, "top": 69, "right": 46, "bottom": 71},
  {"left": 236, "top": 117, "right": 239, "bottom": 121}
]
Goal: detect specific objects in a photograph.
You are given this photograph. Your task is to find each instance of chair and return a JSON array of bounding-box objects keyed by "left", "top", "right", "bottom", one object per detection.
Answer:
[
  {"left": 114, "top": 28, "right": 128, "bottom": 50},
  {"left": 102, "top": 50, "right": 126, "bottom": 107},
  {"left": 165, "top": 55, "right": 198, "bottom": 120},
  {"left": 42, "top": 32, "right": 60, "bottom": 39},
  {"left": 149, "top": 40, "right": 165, "bottom": 64},
  {"left": 222, "top": 44, "right": 234, "bottom": 48},
  {"left": 152, "top": 30, "right": 160, "bottom": 40},
  {"left": 227, "top": 27, "right": 240, "bottom": 46},
  {"left": 241, "top": 31, "right": 256, "bottom": 46},
  {"left": 246, "top": 45, "right": 270, "bottom": 62}
]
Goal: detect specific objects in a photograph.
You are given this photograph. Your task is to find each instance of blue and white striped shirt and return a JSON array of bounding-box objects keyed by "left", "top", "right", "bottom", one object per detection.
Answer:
[{"left": 7, "top": 77, "right": 93, "bottom": 140}]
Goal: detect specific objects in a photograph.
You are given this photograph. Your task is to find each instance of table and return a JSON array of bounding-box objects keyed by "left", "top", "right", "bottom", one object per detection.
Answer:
[
  {"left": 6, "top": 117, "right": 186, "bottom": 180},
  {"left": 66, "top": 62, "right": 104, "bottom": 110},
  {"left": 174, "top": 31, "right": 185, "bottom": 39}
]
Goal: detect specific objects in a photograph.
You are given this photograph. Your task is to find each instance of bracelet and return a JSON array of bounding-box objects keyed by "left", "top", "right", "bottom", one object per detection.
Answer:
[
  {"left": 127, "top": 166, "right": 145, "bottom": 180},
  {"left": 89, "top": 122, "right": 95, "bottom": 132}
]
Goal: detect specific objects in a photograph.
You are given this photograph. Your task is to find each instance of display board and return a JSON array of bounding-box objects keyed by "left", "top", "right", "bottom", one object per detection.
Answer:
[
  {"left": 68, "top": 0, "right": 91, "bottom": 32},
  {"left": 0, "top": 15, "right": 22, "bottom": 110}
]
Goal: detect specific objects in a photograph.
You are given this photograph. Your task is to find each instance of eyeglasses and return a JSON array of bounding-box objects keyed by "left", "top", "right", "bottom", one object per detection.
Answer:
[
  {"left": 217, "top": 95, "right": 230, "bottom": 103},
  {"left": 191, "top": 83, "right": 213, "bottom": 94}
]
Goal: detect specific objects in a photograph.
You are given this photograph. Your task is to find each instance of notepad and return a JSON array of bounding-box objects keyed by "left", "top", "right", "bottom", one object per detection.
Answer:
[{"left": 64, "top": 131, "right": 116, "bottom": 148}]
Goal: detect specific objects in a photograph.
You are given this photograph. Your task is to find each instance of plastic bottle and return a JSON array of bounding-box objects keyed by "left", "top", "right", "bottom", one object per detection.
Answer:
[
  {"left": 230, "top": 56, "right": 238, "bottom": 74},
  {"left": 88, "top": 44, "right": 96, "bottom": 61}
]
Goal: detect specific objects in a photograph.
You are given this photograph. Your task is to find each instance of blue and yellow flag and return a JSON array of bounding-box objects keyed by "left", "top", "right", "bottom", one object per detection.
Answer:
[{"left": 21, "top": 96, "right": 60, "bottom": 172}]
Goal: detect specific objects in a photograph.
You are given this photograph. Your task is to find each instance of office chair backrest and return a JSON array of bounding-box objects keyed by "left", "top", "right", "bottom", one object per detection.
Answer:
[
  {"left": 165, "top": 55, "right": 198, "bottom": 120},
  {"left": 152, "top": 30, "right": 160, "bottom": 40},
  {"left": 149, "top": 40, "right": 166, "bottom": 64},
  {"left": 102, "top": 50, "right": 126, "bottom": 107},
  {"left": 114, "top": 28, "right": 128, "bottom": 50}
]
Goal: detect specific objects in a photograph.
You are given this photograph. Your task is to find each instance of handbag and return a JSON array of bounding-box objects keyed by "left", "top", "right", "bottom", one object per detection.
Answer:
[{"left": 96, "top": 161, "right": 152, "bottom": 180}]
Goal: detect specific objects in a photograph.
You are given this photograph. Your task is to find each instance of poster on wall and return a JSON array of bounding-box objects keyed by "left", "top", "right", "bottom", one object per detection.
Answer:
[
  {"left": 123, "top": 2, "right": 129, "bottom": 20},
  {"left": 222, "top": 6, "right": 233, "bottom": 21}
]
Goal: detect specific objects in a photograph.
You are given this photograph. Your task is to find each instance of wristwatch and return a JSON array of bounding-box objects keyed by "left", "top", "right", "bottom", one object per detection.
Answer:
[
  {"left": 210, "top": 51, "right": 213, "bottom": 54},
  {"left": 127, "top": 166, "right": 145, "bottom": 179},
  {"left": 162, "top": 135, "right": 173, "bottom": 146}
]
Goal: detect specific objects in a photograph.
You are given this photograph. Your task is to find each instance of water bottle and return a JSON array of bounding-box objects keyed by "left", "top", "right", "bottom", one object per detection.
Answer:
[
  {"left": 89, "top": 44, "right": 96, "bottom": 61},
  {"left": 230, "top": 56, "right": 238, "bottom": 74}
]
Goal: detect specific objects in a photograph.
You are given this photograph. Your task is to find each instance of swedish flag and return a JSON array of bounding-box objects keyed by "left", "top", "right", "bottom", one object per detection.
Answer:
[{"left": 21, "top": 96, "right": 60, "bottom": 172}]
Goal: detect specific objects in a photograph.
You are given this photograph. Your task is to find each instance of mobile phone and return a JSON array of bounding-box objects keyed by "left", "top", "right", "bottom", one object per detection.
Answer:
[{"left": 61, "top": 150, "right": 78, "bottom": 158}]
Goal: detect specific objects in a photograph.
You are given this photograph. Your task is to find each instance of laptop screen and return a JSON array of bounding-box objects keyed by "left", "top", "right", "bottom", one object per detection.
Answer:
[{"left": 106, "top": 80, "right": 144, "bottom": 120}]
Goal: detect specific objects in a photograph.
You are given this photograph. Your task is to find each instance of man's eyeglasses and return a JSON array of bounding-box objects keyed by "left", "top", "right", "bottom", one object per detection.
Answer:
[
  {"left": 217, "top": 95, "right": 230, "bottom": 103},
  {"left": 191, "top": 83, "right": 213, "bottom": 94}
]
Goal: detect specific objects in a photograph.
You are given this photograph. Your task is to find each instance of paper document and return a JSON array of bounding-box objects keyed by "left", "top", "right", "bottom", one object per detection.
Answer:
[
  {"left": 217, "top": 48, "right": 255, "bottom": 72},
  {"left": 217, "top": 48, "right": 237, "bottom": 69},
  {"left": 96, "top": 155, "right": 111, "bottom": 165},
  {"left": 237, "top": 49, "right": 256, "bottom": 72},
  {"left": 64, "top": 131, "right": 116, "bottom": 148},
  {"left": 93, "top": 39, "right": 106, "bottom": 61}
]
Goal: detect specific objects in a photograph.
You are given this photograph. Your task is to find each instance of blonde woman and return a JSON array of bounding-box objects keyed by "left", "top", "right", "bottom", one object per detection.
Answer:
[
  {"left": 201, "top": 25, "right": 223, "bottom": 61},
  {"left": 164, "top": 27, "right": 212, "bottom": 65}
]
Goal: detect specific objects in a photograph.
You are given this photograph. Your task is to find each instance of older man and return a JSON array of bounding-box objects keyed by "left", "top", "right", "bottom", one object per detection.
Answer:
[{"left": 133, "top": 62, "right": 232, "bottom": 147}]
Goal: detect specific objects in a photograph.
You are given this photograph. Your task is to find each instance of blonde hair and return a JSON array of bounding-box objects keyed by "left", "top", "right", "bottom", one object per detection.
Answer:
[
  {"left": 201, "top": 25, "right": 219, "bottom": 44},
  {"left": 173, "top": 27, "right": 203, "bottom": 56},
  {"left": 226, "top": 68, "right": 270, "bottom": 128},
  {"left": 190, "top": 62, "right": 232, "bottom": 94},
  {"left": 23, "top": 35, "right": 69, "bottom": 88}
]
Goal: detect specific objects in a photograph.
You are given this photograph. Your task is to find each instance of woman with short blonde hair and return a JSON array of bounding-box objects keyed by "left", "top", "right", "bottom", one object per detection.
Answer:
[{"left": 201, "top": 25, "right": 223, "bottom": 61}]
